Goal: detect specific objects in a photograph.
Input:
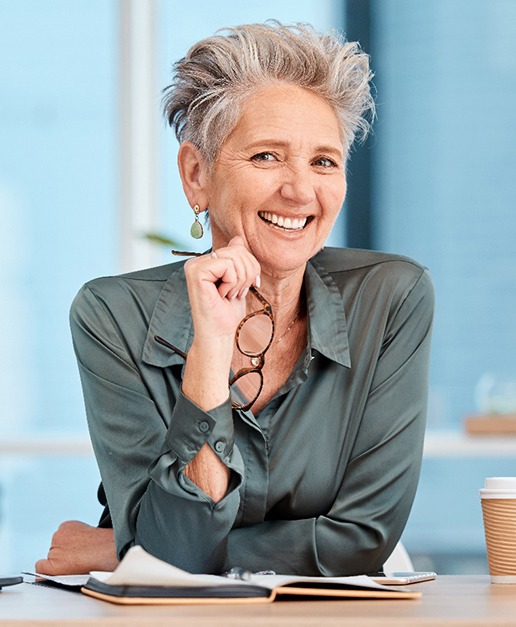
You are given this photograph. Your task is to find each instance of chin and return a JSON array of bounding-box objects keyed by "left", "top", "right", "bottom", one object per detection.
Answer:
[
  {"left": 249, "top": 228, "right": 323, "bottom": 272},
  {"left": 258, "top": 248, "right": 313, "bottom": 276}
]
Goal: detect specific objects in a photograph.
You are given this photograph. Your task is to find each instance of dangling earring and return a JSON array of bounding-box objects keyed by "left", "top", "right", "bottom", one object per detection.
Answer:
[{"left": 190, "top": 204, "right": 204, "bottom": 239}]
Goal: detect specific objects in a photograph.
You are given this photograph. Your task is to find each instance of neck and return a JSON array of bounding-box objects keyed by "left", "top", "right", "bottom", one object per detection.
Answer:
[
  {"left": 245, "top": 266, "right": 306, "bottom": 340},
  {"left": 256, "top": 265, "right": 305, "bottom": 314}
]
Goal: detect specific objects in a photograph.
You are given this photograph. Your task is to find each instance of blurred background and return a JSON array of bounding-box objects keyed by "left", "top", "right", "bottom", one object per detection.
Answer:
[{"left": 1, "top": 0, "right": 515, "bottom": 575}]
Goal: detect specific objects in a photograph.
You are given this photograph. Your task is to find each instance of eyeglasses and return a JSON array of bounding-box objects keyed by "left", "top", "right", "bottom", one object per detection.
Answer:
[
  {"left": 155, "top": 250, "right": 274, "bottom": 412},
  {"left": 229, "top": 284, "right": 274, "bottom": 411}
]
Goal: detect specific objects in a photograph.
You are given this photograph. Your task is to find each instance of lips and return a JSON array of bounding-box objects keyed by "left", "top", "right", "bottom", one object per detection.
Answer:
[{"left": 258, "top": 211, "right": 309, "bottom": 231}]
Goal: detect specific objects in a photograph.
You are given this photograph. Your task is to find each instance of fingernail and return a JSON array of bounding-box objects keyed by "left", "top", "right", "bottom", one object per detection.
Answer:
[
  {"left": 239, "top": 287, "right": 249, "bottom": 300},
  {"left": 255, "top": 275, "right": 261, "bottom": 288}
]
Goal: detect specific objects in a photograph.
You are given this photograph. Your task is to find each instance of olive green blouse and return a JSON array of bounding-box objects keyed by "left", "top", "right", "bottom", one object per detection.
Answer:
[{"left": 70, "top": 247, "right": 434, "bottom": 576}]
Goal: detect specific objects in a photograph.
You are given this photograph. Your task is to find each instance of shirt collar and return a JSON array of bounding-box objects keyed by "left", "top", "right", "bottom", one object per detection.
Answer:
[
  {"left": 142, "top": 254, "right": 351, "bottom": 369},
  {"left": 142, "top": 263, "right": 194, "bottom": 367},
  {"left": 305, "top": 255, "right": 351, "bottom": 368}
]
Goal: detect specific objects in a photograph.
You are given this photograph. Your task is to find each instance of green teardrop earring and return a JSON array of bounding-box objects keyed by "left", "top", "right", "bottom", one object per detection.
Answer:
[{"left": 190, "top": 204, "right": 204, "bottom": 239}]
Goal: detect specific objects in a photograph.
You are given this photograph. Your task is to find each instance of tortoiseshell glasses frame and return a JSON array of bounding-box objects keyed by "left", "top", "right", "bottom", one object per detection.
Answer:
[{"left": 154, "top": 249, "right": 274, "bottom": 412}]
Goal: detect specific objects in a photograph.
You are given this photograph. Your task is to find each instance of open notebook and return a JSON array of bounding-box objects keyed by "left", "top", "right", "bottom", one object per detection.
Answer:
[{"left": 75, "top": 546, "right": 421, "bottom": 605}]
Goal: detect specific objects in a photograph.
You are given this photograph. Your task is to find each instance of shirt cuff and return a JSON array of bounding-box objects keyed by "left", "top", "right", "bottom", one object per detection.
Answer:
[{"left": 164, "top": 390, "right": 236, "bottom": 465}]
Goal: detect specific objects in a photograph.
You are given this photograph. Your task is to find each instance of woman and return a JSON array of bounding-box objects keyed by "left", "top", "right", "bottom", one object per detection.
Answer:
[{"left": 36, "top": 22, "right": 433, "bottom": 576}]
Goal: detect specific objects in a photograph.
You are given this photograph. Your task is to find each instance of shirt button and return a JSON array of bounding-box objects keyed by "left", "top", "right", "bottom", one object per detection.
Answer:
[
  {"left": 214, "top": 441, "right": 225, "bottom": 453},
  {"left": 199, "top": 421, "right": 210, "bottom": 433}
]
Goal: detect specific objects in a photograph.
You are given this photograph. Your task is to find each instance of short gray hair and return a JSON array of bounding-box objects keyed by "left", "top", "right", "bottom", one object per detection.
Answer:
[{"left": 163, "top": 21, "right": 375, "bottom": 163}]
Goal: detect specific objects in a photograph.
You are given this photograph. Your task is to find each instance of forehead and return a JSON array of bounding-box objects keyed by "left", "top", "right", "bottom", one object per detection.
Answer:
[{"left": 225, "top": 84, "right": 343, "bottom": 149}]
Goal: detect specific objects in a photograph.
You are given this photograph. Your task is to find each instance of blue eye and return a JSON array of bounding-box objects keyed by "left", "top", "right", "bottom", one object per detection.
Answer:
[
  {"left": 252, "top": 152, "right": 276, "bottom": 162},
  {"left": 313, "top": 157, "right": 337, "bottom": 168}
]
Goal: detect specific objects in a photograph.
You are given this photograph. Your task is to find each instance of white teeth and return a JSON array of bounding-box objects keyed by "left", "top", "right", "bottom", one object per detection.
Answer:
[{"left": 258, "top": 211, "right": 308, "bottom": 230}]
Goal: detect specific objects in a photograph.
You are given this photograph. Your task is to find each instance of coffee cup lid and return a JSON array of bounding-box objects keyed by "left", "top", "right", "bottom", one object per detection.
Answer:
[
  {"left": 480, "top": 477, "right": 516, "bottom": 498},
  {"left": 484, "top": 477, "right": 516, "bottom": 490}
]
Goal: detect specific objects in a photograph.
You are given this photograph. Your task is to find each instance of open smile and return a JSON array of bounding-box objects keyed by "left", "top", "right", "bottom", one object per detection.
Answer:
[{"left": 258, "top": 211, "right": 312, "bottom": 232}]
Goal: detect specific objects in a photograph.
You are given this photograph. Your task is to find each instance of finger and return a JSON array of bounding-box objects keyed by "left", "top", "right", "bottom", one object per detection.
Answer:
[
  {"left": 34, "top": 558, "right": 48, "bottom": 573},
  {"left": 199, "top": 251, "right": 245, "bottom": 300},
  {"left": 186, "top": 244, "right": 259, "bottom": 302},
  {"left": 34, "top": 558, "right": 60, "bottom": 576},
  {"left": 227, "top": 235, "right": 247, "bottom": 250},
  {"left": 222, "top": 256, "right": 248, "bottom": 300},
  {"left": 210, "top": 257, "right": 240, "bottom": 299},
  {"left": 214, "top": 245, "right": 261, "bottom": 298},
  {"left": 226, "top": 237, "right": 261, "bottom": 289},
  {"left": 235, "top": 251, "right": 261, "bottom": 298}
]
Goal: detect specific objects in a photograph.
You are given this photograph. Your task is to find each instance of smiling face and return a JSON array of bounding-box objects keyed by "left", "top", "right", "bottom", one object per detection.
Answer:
[{"left": 199, "top": 84, "right": 347, "bottom": 277}]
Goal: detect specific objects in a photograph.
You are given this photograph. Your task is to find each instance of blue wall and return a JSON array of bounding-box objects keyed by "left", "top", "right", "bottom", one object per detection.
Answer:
[
  {"left": 370, "top": 0, "right": 516, "bottom": 569},
  {"left": 371, "top": 0, "right": 516, "bottom": 428},
  {"left": 0, "top": 0, "right": 339, "bottom": 574},
  {"left": 0, "top": 0, "right": 116, "bottom": 572}
]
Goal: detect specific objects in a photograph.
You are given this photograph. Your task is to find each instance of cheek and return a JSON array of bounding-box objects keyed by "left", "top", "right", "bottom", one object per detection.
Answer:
[
  {"left": 336, "top": 173, "right": 347, "bottom": 201},
  {"left": 206, "top": 188, "right": 246, "bottom": 238},
  {"left": 323, "top": 180, "right": 347, "bottom": 218},
  {"left": 340, "top": 178, "right": 348, "bottom": 204}
]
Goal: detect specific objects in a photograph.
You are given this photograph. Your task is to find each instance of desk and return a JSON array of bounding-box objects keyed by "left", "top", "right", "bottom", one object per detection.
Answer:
[{"left": 1, "top": 577, "right": 516, "bottom": 626}]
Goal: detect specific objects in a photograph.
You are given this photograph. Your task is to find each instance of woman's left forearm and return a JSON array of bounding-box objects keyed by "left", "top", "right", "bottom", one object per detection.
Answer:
[{"left": 183, "top": 442, "right": 231, "bottom": 502}]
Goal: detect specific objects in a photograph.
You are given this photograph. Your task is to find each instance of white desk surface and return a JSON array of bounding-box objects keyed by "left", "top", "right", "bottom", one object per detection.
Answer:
[{"left": 1, "top": 576, "right": 516, "bottom": 626}]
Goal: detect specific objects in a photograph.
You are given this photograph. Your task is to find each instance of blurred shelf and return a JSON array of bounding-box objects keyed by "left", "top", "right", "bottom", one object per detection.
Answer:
[
  {"left": 0, "top": 436, "right": 93, "bottom": 456},
  {"left": 2, "top": 432, "right": 516, "bottom": 458},
  {"left": 464, "top": 413, "right": 516, "bottom": 435},
  {"left": 424, "top": 430, "right": 516, "bottom": 458}
]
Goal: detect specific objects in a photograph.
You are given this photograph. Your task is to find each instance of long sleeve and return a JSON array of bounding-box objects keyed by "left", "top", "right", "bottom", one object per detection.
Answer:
[
  {"left": 70, "top": 282, "right": 244, "bottom": 573},
  {"left": 225, "top": 266, "right": 434, "bottom": 576}
]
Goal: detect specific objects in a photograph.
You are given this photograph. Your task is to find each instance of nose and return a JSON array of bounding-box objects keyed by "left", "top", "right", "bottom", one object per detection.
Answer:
[{"left": 279, "top": 164, "right": 316, "bottom": 206}]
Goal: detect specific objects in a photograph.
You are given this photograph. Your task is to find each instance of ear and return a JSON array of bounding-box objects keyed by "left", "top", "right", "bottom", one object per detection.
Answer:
[{"left": 177, "top": 141, "right": 211, "bottom": 209}]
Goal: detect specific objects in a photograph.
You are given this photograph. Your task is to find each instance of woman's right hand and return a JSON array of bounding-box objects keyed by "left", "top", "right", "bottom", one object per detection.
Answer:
[
  {"left": 179, "top": 236, "right": 261, "bottom": 500},
  {"left": 184, "top": 235, "right": 261, "bottom": 345},
  {"left": 181, "top": 235, "right": 261, "bottom": 411}
]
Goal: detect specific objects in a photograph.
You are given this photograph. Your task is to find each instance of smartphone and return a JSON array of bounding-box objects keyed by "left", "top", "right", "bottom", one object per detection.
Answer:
[
  {"left": 372, "top": 571, "right": 436, "bottom": 585},
  {"left": 0, "top": 576, "right": 23, "bottom": 589}
]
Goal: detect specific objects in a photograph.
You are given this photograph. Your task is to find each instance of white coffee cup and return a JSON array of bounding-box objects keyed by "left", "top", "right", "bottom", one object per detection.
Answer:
[{"left": 480, "top": 477, "right": 516, "bottom": 584}]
